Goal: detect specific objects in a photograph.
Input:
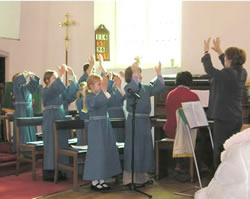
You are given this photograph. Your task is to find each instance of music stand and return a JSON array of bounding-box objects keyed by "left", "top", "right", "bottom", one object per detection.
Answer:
[
  {"left": 173, "top": 101, "right": 214, "bottom": 197},
  {"left": 0, "top": 104, "right": 2, "bottom": 141}
]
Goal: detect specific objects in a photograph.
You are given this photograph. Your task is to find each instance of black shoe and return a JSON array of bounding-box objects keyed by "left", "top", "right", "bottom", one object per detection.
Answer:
[
  {"left": 43, "top": 170, "right": 54, "bottom": 182},
  {"left": 58, "top": 171, "right": 67, "bottom": 181},
  {"left": 91, "top": 183, "right": 104, "bottom": 191},
  {"left": 100, "top": 183, "right": 111, "bottom": 190}
]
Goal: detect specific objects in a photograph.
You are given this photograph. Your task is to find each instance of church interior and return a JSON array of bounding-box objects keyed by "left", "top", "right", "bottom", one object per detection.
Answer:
[{"left": 1, "top": 1, "right": 250, "bottom": 199}]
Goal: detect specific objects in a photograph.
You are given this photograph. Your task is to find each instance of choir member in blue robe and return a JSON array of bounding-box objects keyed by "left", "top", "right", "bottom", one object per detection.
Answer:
[
  {"left": 12, "top": 71, "right": 40, "bottom": 152},
  {"left": 42, "top": 65, "right": 79, "bottom": 181},
  {"left": 107, "top": 73, "right": 126, "bottom": 142},
  {"left": 83, "top": 74, "right": 122, "bottom": 191},
  {"left": 123, "top": 61, "right": 166, "bottom": 185}
]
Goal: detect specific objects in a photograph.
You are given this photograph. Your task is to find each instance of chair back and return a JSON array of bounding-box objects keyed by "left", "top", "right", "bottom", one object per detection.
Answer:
[
  {"left": 53, "top": 119, "right": 86, "bottom": 151},
  {"left": 53, "top": 119, "right": 86, "bottom": 187},
  {"left": 15, "top": 117, "right": 43, "bottom": 127},
  {"left": 15, "top": 116, "right": 43, "bottom": 153},
  {"left": 110, "top": 118, "right": 125, "bottom": 128}
]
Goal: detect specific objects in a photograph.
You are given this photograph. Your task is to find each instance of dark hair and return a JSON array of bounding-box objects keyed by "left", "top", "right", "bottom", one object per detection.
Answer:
[
  {"left": 225, "top": 47, "right": 246, "bottom": 66},
  {"left": 124, "top": 65, "right": 142, "bottom": 83},
  {"left": 124, "top": 67, "right": 133, "bottom": 83},
  {"left": 83, "top": 63, "right": 89, "bottom": 72},
  {"left": 43, "top": 70, "right": 55, "bottom": 85},
  {"left": 176, "top": 71, "right": 193, "bottom": 87}
]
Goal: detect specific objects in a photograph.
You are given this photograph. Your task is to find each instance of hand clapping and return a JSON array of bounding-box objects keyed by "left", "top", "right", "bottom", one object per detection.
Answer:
[
  {"left": 155, "top": 62, "right": 162, "bottom": 76},
  {"left": 101, "top": 75, "right": 108, "bottom": 92}
]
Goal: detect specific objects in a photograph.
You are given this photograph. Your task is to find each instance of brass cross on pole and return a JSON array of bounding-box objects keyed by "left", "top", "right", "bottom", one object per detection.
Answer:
[{"left": 59, "top": 13, "right": 75, "bottom": 84}]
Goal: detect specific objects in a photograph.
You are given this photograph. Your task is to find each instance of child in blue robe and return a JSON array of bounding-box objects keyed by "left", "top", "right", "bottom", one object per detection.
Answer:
[
  {"left": 42, "top": 65, "right": 79, "bottom": 181},
  {"left": 12, "top": 71, "right": 40, "bottom": 152},
  {"left": 107, "top": 73, "right": 126, "bottom": 142},
  {"left": 123, "top": 61, "right": 166, "bottom": 185},
  {"left": 82, "top": 74, "right": 122, "bottom": 191}
]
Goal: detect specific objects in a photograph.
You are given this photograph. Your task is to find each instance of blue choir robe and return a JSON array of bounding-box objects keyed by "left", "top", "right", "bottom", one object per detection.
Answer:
[
  {"left": 124, "top": 77, "right": 165, "bottom": 173},
  {"left": 42, "top": 78, "right": 78, "bottom": 170},
  {"left": 78, "top": 73, "right": 88, "bottom": 84},
  {"left": 83, "top": 91, "right": 122, "bottom": 180},
  {"left": 12, "top": 74, "right": 40, "bottom": 152},
  {"left": 107, "top": 82, "right": 125, "bottom": 142}
]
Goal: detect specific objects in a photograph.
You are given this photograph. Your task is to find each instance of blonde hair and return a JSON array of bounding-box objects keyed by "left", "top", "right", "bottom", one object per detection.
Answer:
[
  {"left": 87, "top": 74, "right": 102, "bottom": 89},
  {"left": 76, "top": 82, "right": 88, "bottom": 113},
  {"left": 78, "top": 74, "right": 102, "bottom": 113}
]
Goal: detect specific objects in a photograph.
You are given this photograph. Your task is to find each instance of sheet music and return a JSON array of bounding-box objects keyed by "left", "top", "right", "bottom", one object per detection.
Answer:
[
  {"left": 71, "top": 145, "right": 88, "bottom": 150},
  {"left": 181, "top": 101, "right": 208, "bottom": 128},
  {"left": 155, "top": 118, "right": 167, "bottom": 122},
  {"left": 191, "top": 90, "right": 209, "bottom": 107},
  {"left": 26, "top": 140, "right": 43, "bottom": 146},
  {"left": 71, "top": 142, "right": 125, "bottom": 150}
]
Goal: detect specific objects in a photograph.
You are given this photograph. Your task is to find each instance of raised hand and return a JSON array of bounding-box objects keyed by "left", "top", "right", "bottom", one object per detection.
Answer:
[
  {"left": 101, "top": 75, "right": 108, "bottom": 92},
  {"left": 114, "top": 75, "right": 122, "bottom": 89},
  {"left": 98, "top": 54, "right": 107, "bottom": 74},
  {"left": 155, "top": 62, "right": 162, "bottom": 76},
  {"left": 131, "top": 62, "right": 140, "bottom": 77},
  {"left": 212, "top": 37, "right": 223, "bottom": 55},
  {"left": 88, "top": 55, "right": 95, "bottom": 67},
  {"left": 66, "top": 65, "right": 73, "bottom": 76},
  {"left": 97, "top": 54, "right": 104, "bottom": 64},
  {"left": 86, "top": 55, "right": 95, "bottom": 75},
  {"left": 58, "top": 65, "right": 66, "bottom": 78},
  {"left": 204, "top": 37, "right": 211, "bottom": 53},
  {"left": 107, "top": 72, "right": 113, "bottom": 80},
  {"left": 119, "top": 71, "right": 125, "bottom": 79}
]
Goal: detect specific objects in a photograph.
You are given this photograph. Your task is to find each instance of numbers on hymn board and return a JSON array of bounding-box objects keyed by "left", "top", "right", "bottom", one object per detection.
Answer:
[
  {"left": 95, "top": 24, "right": 110, "bottom": 61},
  {"left": 96, "top": 34, "right": 108, "bottom": 41}
]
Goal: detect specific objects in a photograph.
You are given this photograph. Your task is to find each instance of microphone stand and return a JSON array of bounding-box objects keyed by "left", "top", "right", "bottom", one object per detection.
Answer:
[
  {"left": 129, "top": 95, "right": 152, "bottom": 198},
  {"left": 0, "top": 104, "right": 2, "bottom": 141}
]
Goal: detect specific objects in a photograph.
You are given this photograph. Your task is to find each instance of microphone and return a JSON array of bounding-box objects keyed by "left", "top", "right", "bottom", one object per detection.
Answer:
[{"left": 127, "top": 88, "right": 140, "bottom": 99}]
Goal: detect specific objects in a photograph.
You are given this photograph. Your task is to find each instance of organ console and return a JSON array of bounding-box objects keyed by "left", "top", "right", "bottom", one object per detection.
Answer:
[
  {"left": 152, "top": 74, "right": 250, "bottom": 178},
  {"left": 152, "top": 74, "right": 250, "bottom": 140}
]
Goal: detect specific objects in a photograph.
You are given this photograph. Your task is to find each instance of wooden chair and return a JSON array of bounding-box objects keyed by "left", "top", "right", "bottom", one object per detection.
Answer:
[
  {"left": 154, "top": 134, "right": 194, "bottom": 181},
  {"left": 15, "top": 116, "right": 43, "bottom": 180},
  {"left": 154, "top": 137, "right": 174, "bottom": 180},
  {"left": 6, "top": 113, "right": 14, "bottom": 143},
  {"left": 53, "top": 119, "right": 87, "bottom": 187}
]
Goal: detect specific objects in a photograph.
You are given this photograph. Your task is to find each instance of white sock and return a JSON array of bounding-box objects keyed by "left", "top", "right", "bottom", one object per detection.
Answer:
[
  {"left": 99, "top": 179, "right": 108, "bottom": 187},
  {"left": 92, "top": 180, "right": 98, "bottom": 186}
]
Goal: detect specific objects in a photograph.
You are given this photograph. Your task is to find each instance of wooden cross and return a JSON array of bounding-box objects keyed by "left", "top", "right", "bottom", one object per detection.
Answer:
[{"left": 59, "top": 13, "right": 75, "bottom": 84}]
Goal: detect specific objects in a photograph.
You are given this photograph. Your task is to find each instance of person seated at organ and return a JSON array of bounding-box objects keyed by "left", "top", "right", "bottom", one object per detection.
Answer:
[
  {"left": 163, "top": 71, "right": 199, "bottom": 139},
  {"left": 163, "top": 71, "right": 200, "bottom": 175}
]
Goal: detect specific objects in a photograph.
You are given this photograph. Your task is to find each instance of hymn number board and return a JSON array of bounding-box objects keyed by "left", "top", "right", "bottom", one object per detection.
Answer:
[{"left": 95, "top": 24, "right": 110, "bottom": 61}]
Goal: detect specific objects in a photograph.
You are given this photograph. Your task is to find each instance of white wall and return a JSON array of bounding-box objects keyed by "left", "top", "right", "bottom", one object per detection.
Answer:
[
  {"left": 1, "top": 1, "right": 250, "bottom": 84},
  {"left": 94, "top": 1, "right": 250, "bottom": 81},
  {"left": 182, "top": 1, "right": 250, "bottom": 76},
  {"left": 0, "top": 1, "right": 94, "bottom": 83}
]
